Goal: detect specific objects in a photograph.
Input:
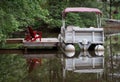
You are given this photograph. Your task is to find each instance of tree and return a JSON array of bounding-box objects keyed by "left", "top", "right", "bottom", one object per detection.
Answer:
[
  {"left": 0, "top": 0, "right": 50, "bottom": 45},
  {"left": 47, "top": 0, "right": 101, "bottom": 28}
]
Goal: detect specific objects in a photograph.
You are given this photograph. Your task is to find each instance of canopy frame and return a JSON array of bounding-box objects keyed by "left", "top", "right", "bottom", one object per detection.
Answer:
[
  {"left": 62, "top": 7, "right": 102, "bottom": 28},
  {"left": 62, "top": 7, "right": 102, "bottom": 17}
]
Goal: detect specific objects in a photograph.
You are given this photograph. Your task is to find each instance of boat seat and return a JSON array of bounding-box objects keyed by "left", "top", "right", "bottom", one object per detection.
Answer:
[
  {"left": 24, "top": 26, "right": 42, "bottom": 42},
  {"left": 66, "top": 25, "right": 74, "bottom": 32}
]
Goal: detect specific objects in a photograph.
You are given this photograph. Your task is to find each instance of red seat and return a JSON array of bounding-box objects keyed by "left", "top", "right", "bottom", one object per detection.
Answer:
[{"left": 24, "top": 26, "right": 42, "bottom": 42}]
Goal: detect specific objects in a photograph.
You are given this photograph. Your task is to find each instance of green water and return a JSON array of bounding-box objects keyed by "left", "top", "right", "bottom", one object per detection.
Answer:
[{"left": 0, "top": 45, "right": 120, "bottom": 82}]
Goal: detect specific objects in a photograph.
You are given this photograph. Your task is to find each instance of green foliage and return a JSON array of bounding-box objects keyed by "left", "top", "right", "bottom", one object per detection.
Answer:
[
  {"left": 0, "top": 0, "right": 50, "bottom": 35},
  {"left": 47, "top": 0, "right": 66, "bottom": 28},
  {"left": 66, "top": 13, "right": 97, "bottom": 27},
  {"left": 48, "top": 0, "right": 101, "bottom": 28},
  {"left": 1, "top": 44, "right": 23, "bottom": 49},
  {"left": 0, "top": 0, "right": 119, "bottom": 39},
  {"left": 112, "top": 0, "right": 120, "bottom": 7},
  {"left": 0, "top": 54, "right": 28, "bottom": 82},
  {"left": 0, "top": 0, "right": 51, "bottom": 46},
  {"left": 66, "top": 13, "right": 83, "bottom": 27}
]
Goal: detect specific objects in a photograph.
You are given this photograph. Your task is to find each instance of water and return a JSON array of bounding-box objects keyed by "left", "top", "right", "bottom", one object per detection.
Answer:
[
  {"left": 1, "top": 46, "right": 120, "bottom": 82},
  {"left": 23, "top": 48, "right": 120, "bottom": 82}
]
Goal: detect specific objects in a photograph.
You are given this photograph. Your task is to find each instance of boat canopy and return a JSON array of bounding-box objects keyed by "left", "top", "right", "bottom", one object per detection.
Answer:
[{"left": 62, "top": 7, "right": 102, "bottom": 18}]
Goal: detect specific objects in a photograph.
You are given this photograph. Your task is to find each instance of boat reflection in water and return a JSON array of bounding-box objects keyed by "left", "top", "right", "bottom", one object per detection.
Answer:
[
  {"left": 63, "top": 50, "right": 104, "bottom": 80},
  {"left": 22, "top": 49, "right": 105, "bottom": 81}
]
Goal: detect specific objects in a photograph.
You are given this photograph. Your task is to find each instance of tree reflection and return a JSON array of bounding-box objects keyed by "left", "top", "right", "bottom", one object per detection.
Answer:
[{"left": 23, "top": 58, "right": 63, "bottom": 82}]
